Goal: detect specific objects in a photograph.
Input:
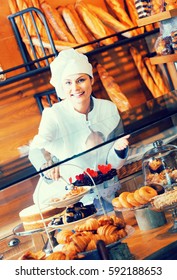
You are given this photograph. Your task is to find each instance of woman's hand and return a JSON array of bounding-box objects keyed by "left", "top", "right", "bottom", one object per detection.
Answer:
[
  {"left": 41, "top": 160, "right": 60, "bottom": 181},
  {"left": 114, "top": 134, "right": 130, "bottom": 151}
]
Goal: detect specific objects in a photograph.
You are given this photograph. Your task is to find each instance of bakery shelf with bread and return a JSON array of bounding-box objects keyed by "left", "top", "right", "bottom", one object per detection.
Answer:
[{"left": 3, "top": 0, "right": 159, "bottom": 86}]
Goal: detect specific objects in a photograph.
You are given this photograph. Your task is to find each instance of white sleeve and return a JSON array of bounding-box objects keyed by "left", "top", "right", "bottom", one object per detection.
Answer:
[
  {"left": 106, "top": 145, "right": 129, "bottom": 169},
  {"left": 30, "top": 108, "right": 58, "bottom": 151}
]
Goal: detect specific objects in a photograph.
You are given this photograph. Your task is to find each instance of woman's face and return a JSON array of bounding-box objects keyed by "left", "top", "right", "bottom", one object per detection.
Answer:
[{"left": 62, "top": 74, "right": 94, "bottom": 105}]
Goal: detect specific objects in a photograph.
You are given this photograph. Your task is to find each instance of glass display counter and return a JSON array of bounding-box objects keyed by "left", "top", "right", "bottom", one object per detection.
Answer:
[{"left": 0, "top": 90, "right": 177, "bottom": 259}]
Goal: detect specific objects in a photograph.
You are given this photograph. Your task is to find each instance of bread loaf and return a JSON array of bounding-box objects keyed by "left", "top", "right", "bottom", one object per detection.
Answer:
[
  {"left": 23, "top": 36, "right": 92, "bottom": 53},
  {"left": 75, "top": 1, "right": 116, "bottom": 46},
  {"left": 130, "top": 47, "right": 164, "bottom": 98},
  {"left": 144, "top": 57, "right": 169, "bottom": 95},
  {"left": 59, "top": 6, "right": 93, "bottom": 52},
  {"left": 125, "top": 0, "right": 145, "bottom": 34},
  {"left": 105, "top": 0, "right": 134, "bottom": 28},
  {"left": 97, "top": 63, "right": 131, "bottom": 112},
  {"left": 8, "top": 0, "right": 19, "bottom": 14},
  {"left": 41, "top": 1, "right": 76, "bottom": 42},
  {"left": 87, "top": 4, "right": 132, "bottom": 38},
  {"left": 67, "top": 4, "right": 97, "bottom": 44}
]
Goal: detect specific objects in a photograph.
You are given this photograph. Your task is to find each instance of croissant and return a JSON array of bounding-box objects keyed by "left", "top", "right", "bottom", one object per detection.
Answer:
[
  {"left": 116, "top": 228, "right": 127, "bottom": 239},
  {"left": 74, "top": 218, "right": 99, "bottom": 232},
  {"left": 56, "top": 229, "right": 73, "bottom": 244},
  {"left": 62, "top": 241, "right": 79, "bottom": 256},
  {"left": 109, "top": 214, "right": 126, "bottom": 229},
  {"left": 104, "top": 233, "right": 119, "bottom": 245},
  {"left": 97, "top": 215, "right": 114, "bottom": 226},
  {"left": 69, "top": 232, "right": 91, "bottom": 252},
  {"left": 97, "top": 224, "right": 118, "bottom": 236},
  {"left": 85, "top": 233, "right": 107, "bottom": 251},
  {"left": 45, "top": 251, "right": 67, "bottom": 260},
  {"left": 18, "top": 250, "right": 46, "bottom": 260}
]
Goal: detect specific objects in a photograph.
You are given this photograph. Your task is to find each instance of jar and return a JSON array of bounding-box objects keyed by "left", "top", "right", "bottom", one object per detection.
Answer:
[{"left": 142, "top": 140, "right": 177, "bottom": 191}]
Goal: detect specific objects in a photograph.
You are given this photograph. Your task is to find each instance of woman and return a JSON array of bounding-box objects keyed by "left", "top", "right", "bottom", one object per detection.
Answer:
[{"left": 29, "top": 48, "right": 129, "bottom": 209}]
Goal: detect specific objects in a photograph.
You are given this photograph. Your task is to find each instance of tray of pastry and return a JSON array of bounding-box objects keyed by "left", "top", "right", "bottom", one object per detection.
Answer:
[
  {"left": 48, "top": 201, "right": 97, "bottom": 230},
  {"left": 13, "top": 223, "right": 46, "bottom": 236},
  {"left": 44, "top": 186, "right": 92, "bottom": 208}
]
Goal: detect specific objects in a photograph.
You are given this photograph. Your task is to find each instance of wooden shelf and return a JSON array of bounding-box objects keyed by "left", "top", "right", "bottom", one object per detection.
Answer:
[
  {"left": 150, "top": 53, "right": 177, "bottom": 64},
  {"left": 137, "top": 9, "right": 177, "bottom": 26}
]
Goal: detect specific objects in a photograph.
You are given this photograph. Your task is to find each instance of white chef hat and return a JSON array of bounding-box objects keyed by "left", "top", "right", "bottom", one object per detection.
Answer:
[{"left": 50, "top": 48, "right": 93, "bottom": 99}]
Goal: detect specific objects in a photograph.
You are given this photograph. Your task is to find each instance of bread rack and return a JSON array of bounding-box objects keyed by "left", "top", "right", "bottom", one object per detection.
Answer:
[{"left": 0, "top": 7, "right": 160, "bottom": 87}]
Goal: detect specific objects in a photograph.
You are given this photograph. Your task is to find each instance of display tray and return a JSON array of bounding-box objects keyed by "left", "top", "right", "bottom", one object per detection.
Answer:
[
  {"left": 114, "top": 204, "right": 149, "bottom": 212},
  {"left": 43, "top": 186, "right": 92, "bottom": 208},
  {"left": 48, "top": 213, "right": 97, "bottom": 230},
  {"left": 13, "top": 223, "right": 46, "bottom": 236}
]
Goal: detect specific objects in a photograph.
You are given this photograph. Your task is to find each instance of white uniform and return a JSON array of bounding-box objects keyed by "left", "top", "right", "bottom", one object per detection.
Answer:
[{"left": 29, "top": 97, "right": 127, "bottom": 206}]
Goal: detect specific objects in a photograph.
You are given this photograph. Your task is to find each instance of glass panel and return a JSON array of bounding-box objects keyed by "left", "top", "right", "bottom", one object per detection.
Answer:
[{"left": 0, "top": 90, "right": 177, "bottom": 190}]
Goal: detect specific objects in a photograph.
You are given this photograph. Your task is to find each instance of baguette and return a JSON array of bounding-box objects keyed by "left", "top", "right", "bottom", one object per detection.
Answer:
[
  {"left": 67, "top": 4, "right": 97, "bottom": 44},
  {"left": 23, "top": 36, "right": 92, "bottom": 53},
  {"left": 105, "top": 0, "right": 134, "bottom": 28},
  {"left": 130, "top": 47, "right": 164, "bottom": 98},
  {"left": 87, "top": 4, "right": 133, "bottom": 38},
  {"left": 75, "top": 1, "right": 116, "bottom": 46},
  {"left": 125, "top": 0, "right": 145, "bottom": 34},
  {"left": 59, "top": 6, "right": 93, "bottom": 52},
  {"left": 8, "top": 0, "right": 19, "bottom": 14},
  {"left": 144, "top": 58, "right": 169, "bottom": 95},
  {"left": 96, "top": 63, "right": 131, "bottom": 112},
  {"left": 41, "top": 1, "right": 76, "bottom": 42}
]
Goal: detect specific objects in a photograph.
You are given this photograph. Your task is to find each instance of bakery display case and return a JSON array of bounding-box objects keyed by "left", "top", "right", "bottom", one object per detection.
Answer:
[
  {"left": 1, "top": 89, "right": 177, "bottom": 260},
  {"left": 1, "top": 1, "right": 177, "bottom": 260}
]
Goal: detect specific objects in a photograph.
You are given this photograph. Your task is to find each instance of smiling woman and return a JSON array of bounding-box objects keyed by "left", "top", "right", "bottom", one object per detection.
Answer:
[{"left": 28, "top": 48, "right": 129, "bottom": 207}]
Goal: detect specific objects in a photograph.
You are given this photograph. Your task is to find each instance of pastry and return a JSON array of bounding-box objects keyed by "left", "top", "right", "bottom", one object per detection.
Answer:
[
  {"left": 119, "top": 192, "right": 133, "bottom": 208},
  {"left": 56, "top": 229, "right": 73, "bottom": 244},
  {"left": 138, "top": 186, "right": 157, "bottom": 201},
  {"left": 19, "top": 204, "right": 65, "bottom": 231},
  {"left": 74, "top": 217, "right": 99, "bottom": 231},
  {"left": 134, "top": 189, "right": 149, "bottom": 204},
  {"left": 151, "top": 189, "right": 177, "bottom": 209},
  {"left": 69, "top": 232, "right": 92, "bottom": 252}
]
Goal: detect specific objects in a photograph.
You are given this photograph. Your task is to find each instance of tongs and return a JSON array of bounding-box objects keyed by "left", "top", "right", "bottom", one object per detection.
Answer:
[{"left": 60, "top": 176, "right": 75, "bottom": 190}]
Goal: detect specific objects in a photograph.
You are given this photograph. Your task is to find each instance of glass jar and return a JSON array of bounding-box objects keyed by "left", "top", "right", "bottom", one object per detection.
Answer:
[{"left": 142, "top": 140, "right": 177, "bottom": 191}]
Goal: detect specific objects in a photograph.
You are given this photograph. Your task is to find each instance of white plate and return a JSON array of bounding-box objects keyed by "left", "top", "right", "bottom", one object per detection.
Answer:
[
  {"left": 44, "top": 186, "right": 92, "bottom": 208},
  {"left": 48, "top": 213, "right": 97, "bottom": 230}
]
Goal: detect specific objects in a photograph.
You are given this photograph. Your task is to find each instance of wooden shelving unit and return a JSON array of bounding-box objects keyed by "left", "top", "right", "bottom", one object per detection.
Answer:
[
  {"left": 137, "top": 9, "right": 177, "bottom": 89},
  {"left": 150, "top": 53, "right": 177, "bottom": 64},
  {"left": 137, "top": 9, "right": 177, "bottom": 26}
]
